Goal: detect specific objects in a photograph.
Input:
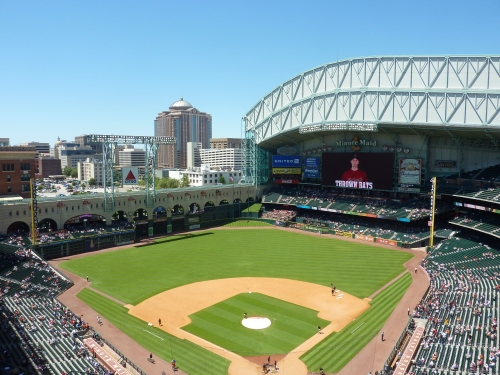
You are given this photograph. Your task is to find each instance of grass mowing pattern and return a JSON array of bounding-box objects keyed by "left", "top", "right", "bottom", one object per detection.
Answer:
[
  {"left": 300, "top": 273, "right": 412, "bottom": 372},
  {"left": 222, "top": 220, "right": 271, "bottom": 227},
  {"left": 61, "top": 229, "right": 412, "bottom": 304},
  {"left": 77, "top": 288, "right": 230, "bottom": 375},
  {"left": 182, "top": 293, "right": 329, "bottom": 355}
]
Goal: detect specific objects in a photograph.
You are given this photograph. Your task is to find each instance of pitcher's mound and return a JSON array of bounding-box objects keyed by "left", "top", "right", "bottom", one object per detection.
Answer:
[{"left": 242, "top": 316, "right": 271, "bottom": 330}]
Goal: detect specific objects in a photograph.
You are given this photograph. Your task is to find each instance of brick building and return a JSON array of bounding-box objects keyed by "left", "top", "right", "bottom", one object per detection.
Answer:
[{"left": 0, "top": 146, "right": 37, "bottom": 198}]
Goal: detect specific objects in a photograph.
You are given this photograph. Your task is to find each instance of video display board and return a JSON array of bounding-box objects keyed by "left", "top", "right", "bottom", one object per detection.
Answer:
[{"left": 322, "top": 152, "right": 394, "bottom": 190}]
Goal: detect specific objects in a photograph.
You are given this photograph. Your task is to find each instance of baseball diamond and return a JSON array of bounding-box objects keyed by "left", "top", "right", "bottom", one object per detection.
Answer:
[{"left": 2, "top": 54, "right": 500, "bottom": 375}]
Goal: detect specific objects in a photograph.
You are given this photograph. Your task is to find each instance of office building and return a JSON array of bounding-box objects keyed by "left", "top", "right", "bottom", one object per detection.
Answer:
[
  {"left": 210, "top": 138, "right": 242, "bottom": 149},
  {"left": 199, "top": 148, "right": 243, "bottom": 171},
  {"left": 38, "top": 155, "right": 62, "bottom": 179},
  {"left": 0, "top": 146, "right": 37, "bottom": 198},
  {"left": 77, "top": 158, "right": 104, "bottom": 185},
  {"left": 75, "top": 135, "right": 104, "bottom": 155},
  {"left": 186, "top": 142, "right": 202, "bottom": 169},
  {"left": 118, "top": 146, "right": 145, "bottom": 167},
  {"left": 168, "top": 166, "right": 242, "bottom": 187},
  {"left": 154, "top": 98, "right": 212, "bottom": 169},
  {"left": 18, "top": 142, "right": 50, "bottom": 174}
]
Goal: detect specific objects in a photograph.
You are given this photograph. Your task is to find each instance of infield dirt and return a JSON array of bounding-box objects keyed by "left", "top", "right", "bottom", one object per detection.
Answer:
[{"left": 128, "top": 277, "right": 370, "bottom": 375}]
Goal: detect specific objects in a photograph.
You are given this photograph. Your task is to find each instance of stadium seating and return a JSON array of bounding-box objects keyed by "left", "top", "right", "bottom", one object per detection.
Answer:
[
  {"left": 450, "top": 213, "right": 500, "bottom": 239},
  {"left": 392, "top": 234, "right": 500, "bottom": 375},
  {"left": 0, "top": 244, "right": 137, "bottom": 375}
]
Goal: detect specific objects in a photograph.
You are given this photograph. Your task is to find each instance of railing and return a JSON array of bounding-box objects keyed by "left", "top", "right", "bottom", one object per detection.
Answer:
[
  {"left": 0, "top": 183, "right": 256, "bottom": 205},
  {"left": 380, "top": 284, "right": 431, "bottom": 375},
  {"left": 95, "top": 333, "right": 148, "bottom": 375}
]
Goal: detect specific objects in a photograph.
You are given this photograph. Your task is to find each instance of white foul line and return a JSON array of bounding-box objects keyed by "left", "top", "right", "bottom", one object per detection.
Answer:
[
  {"left": 143, "top": 330, "right": 164, "bottom": 340},
  {"left": 351, "top": 322, "right": 364, "bottom": 334}
]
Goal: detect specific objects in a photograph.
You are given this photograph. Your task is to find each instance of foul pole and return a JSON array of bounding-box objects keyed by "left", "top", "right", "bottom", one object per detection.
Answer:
[
  {"left": 429, "top": 177, "right": 437, "bottom": 247},
  {"left": 30, "top": 178, "right": 38, "bottom": 246}
]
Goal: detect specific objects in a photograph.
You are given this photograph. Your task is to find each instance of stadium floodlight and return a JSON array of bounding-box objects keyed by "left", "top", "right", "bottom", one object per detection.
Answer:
[{"left": 299, "top": 123, "right": 378, "bottom": 134}]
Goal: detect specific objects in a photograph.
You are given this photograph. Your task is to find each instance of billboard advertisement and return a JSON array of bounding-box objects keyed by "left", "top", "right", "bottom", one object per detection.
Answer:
[
  {"left": 321, "top": 152, "right": 394, "bottom": 190},
  {"left": 304, "top": 169, "right": 320, "bottom": 178},
  {"left": 434, "top": 160, "right": 457, "bottom": 168},
  {"left": 272, "top": 168, "right": 302, "bottom": 175},
  {"left": 272, "top": 155, "right": 301, "bottom": 167},
  {"left": 122, "top": 167, "right": 139, "bottom": 185},
  {"left": 274, "top": 178, "right": 300, "bottom": 184},
  {"left": 304, "top": 157, "right": 320, "bottom": 167},
  {"left": 399, "top": 159, "right": 422, "bottom": 184}
]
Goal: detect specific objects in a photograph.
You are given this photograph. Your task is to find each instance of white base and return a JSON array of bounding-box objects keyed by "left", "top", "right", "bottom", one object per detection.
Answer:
[{"left": 242, "top": 316, "right": 271, "bottom": 330}]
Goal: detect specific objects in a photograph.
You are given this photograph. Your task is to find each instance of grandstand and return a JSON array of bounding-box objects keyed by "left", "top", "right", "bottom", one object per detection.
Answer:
[{"left": 0, "top": 239, "right": 146, "bottom": 375}]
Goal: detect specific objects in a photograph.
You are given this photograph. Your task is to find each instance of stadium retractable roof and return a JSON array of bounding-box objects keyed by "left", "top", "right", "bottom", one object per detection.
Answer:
[{"left": 243, "top": 55, "right": 500, "bottom": 150}]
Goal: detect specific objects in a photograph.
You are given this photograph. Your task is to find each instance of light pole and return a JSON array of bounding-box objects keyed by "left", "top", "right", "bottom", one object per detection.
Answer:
[{"left": 231, "top": 177, "right": 235, "bottom": 222}]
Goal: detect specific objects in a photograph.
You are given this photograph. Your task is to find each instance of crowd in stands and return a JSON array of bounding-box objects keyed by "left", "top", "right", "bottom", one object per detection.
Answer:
[
  {"left": 381, "top": 225, "right": 500, "bottom": 374},
  {"left": 262, "top": 209, "right": 297, "bottom": 222},
  {"left": 292, "top": 211, "right": 456, "bottom": 245},
  {"left": 0, "top": 241, "right": 137, "bottom": 375},
  {"left": 263, "top": 186, "right": 449, "bottom": 221}
]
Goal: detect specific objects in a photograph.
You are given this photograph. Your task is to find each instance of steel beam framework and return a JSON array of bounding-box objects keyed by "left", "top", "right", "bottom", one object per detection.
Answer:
[
  {"left": 85, "top": 135, "right": 176, "bottom": 212},
  {"left": 244, "top": 55, "right": 500, "bottom": 144},
  {"left": 242, "top": 55, "right": 500, "bottom": 184}
]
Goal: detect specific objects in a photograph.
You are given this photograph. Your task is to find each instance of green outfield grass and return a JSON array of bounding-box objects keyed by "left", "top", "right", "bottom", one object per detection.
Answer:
[
  {"left": 182, "top": 292, "right": 329, "bottom": 355},
  {"left": 300, "top": 273, "right": 412, "bottom": 372},
  {"left": 60, "top": 229, "right": 412, "bottom": 305},
  {"left": 77, "top": 288, "right": 230, "bottom": 375},
  {"left": 222, "top": 220, "right": 271, "bottom": 227}
]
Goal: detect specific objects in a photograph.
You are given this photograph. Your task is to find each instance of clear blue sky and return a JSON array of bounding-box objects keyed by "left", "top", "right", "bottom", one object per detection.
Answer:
[{"left": 1, "top": 0, "right": 498, "bottom": 146}]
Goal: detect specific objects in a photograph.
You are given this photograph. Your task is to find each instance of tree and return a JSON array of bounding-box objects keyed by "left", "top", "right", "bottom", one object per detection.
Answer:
[
  {"left": 113, "top": 169, "right": 122, "bottom": 183},
  {"left": 70, "top": 168, "right": 78, "bottom": 178},
  {"left": 180, "top": 174, "right": 190, "bottom": 188},
  {"left": 88, "top": 178, "right": 97, "bottom": 186},
  {"left": 218, "top": 176, "right": 226, "bottom": 184},
  {"left": 156, "top": 177, "right": 179, "bottom": 189},
  {"left": 63, "top": 166, "right": 73, "bottom": 177}
]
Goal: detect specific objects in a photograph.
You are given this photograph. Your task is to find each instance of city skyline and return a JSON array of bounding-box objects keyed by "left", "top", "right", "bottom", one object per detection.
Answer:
[{"left": 1, "top": 0, "right": 499, "bottom": 146}]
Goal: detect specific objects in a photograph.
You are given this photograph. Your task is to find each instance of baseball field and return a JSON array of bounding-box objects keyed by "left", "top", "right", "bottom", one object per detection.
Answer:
[{"left": 60, "top": 227, "right": 413, "bottom": 374}]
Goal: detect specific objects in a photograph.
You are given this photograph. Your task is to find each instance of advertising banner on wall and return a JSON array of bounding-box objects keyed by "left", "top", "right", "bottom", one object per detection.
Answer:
[
  {"left": 122, "top": 167, "right": 139, "bottom": 185},
  {"left": 399, "top": 159, "right": 422, "bottom": 184},
  {"left": 274, "top": 179, "right": 300, "bottom": 184},
  {"left": 304, "top": 169, "right": 320, "bottom": 178},
  {"left": 305, "top": 157, "right": 320, "bottom": 167},
  {"left": 272, "top": 155, "right": 301, "bottom": 167},
  {"left": 376, "top": 238, "right": 397, "bottom": 246},
  {"left": 435, "top": 160, "right": 457, "bottom": 168},
  {"left": 272, "top": 168, "right": 302, "bottom": 175}
]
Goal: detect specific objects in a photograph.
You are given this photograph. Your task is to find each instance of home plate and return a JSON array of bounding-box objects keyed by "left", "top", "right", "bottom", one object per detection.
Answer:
[{"left": 242, "top": 316, "right": 271, "bottom": 330}]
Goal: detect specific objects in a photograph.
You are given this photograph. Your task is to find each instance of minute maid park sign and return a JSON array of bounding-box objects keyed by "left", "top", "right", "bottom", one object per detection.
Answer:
[{"left": 335, "top": 136, "right": 376, "bottom": 151}]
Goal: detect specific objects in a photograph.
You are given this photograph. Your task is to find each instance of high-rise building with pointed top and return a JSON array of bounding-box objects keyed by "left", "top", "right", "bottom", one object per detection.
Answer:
[{"left": 154, "top": 98, "right": 212, "bottom": 169}]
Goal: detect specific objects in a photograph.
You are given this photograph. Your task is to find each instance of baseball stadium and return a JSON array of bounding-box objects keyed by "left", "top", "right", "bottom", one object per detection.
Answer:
[{"left": 1, "top": 55, "right": 500, "bottom": 375}]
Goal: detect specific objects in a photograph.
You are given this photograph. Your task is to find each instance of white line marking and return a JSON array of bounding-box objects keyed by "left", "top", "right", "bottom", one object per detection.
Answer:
[
  {"left": 351, "top": 322, "right": 364, "bottom": 334},
  {"left": 143, "top": 330, "right": 164, "bottom": 340}
]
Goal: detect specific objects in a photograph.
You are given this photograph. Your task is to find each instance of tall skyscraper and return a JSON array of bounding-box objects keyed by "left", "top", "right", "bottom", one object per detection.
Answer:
[{"left": 154, "top": 98, "right": 212, "bottom": 169}]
